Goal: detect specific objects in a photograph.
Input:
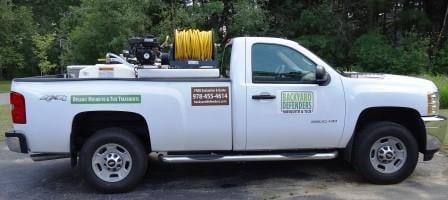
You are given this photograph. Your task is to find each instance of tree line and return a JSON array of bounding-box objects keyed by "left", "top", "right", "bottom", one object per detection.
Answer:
[{"left": 1, "top": 0, "right": 448, "bottom": 79}]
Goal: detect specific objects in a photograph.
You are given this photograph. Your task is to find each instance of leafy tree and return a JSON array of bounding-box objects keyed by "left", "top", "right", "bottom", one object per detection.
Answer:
[
  {"left": 262, "top": 0, "right": 303, "bottom": 38},
  {"left": 394, "top": 33, "right": 429, "bottom": 74},
  {"left": 293, "top": 1, "right": 353, "bottom": 69},
  {"left": 351, "top": 32, "right": 397, "bottom": 73},
  {"left": 0, "top": 0, "right": 35, "bottom": 79},
  {"left": 13, "top": 0, "right": 80, "bottom": 32},
  {"left": 151, "top": 0, "right": 223, "bottom": 42},
  {"left": 227, "top": 0, "right": 268, "bottom": 37},
  {"left": 60, "top": 0, "right": 150, "bottom": 65},
  {"left": 32, "top": 33, "right": 57, "bottom": 74},
  {"left": 433, "top": 41, "right": 448, "bottom": 74},
  {"left": 2, "top": 0, "right": 448, "bottom": 79}
]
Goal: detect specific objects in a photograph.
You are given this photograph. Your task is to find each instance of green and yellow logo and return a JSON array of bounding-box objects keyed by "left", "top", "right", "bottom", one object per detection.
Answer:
[
  {"left": 71, "top": 95, "right": 141, "bottom": 104},
  {"left": 281, "top": 91, "right": 313, "bottom": 114}
]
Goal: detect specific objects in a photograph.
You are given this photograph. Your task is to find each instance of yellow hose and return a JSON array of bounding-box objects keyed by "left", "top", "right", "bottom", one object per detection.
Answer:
[{"left": 174, "top": 29, "right": 213, "bottom": 61}]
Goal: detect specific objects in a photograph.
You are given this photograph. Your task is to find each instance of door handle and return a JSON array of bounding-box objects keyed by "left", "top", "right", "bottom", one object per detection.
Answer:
[{"left": 252, "top": 94, "right": 276, "bottom": 100}]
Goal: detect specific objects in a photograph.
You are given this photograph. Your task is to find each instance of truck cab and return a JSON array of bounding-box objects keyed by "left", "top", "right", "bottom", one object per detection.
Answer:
[{"left": 226, "top": 37, "right": 345, "bottom": 150}]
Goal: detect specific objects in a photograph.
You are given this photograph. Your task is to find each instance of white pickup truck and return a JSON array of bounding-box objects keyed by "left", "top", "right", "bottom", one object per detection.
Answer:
[{"left": 5, "top": 37, "right": 447, "bottom": 193}]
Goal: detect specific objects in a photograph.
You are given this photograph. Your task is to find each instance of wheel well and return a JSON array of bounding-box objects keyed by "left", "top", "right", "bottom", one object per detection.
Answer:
[
  {"left": 70, "top": 111, "right": 150, "bottom": 165},
  {"left": 345, "top": 107, "right": 426, "bottom": 162}
]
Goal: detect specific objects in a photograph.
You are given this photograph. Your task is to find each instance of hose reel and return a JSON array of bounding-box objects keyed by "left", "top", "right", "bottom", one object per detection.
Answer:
[{"left": 170, "top": 29, "right": 218, "bottom": 68}]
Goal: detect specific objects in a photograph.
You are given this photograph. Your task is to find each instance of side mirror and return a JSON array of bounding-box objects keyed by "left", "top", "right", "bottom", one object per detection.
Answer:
[{"left": 316, "top": 65, "right": 330, "bottom": 86}]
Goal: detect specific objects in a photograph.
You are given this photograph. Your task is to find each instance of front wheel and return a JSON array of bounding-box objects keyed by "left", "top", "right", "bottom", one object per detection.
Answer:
[
  {"left": 353, "top": 121, "right": 419, "bottom": 184},
  {"left": 79, "top": 128, "right": 148, "bottom": 193}
]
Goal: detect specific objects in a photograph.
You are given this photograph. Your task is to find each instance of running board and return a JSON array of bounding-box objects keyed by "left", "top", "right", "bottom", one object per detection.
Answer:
[{"left": 160, "top": 151, "right": 338, "bottom": 163}]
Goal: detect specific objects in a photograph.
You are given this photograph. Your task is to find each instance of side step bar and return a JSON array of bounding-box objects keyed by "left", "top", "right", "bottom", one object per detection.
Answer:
[{"left": 160, "top": 151, "right": 338, "bottom": 163}]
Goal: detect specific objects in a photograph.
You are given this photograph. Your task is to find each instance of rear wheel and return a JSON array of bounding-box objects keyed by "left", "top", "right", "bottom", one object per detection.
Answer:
[
  {"left": 79, "top": 128, "right": 148, "bottom": 193},
  {"left": 353, "top": 121, "right": 418, "bottom": 184}
]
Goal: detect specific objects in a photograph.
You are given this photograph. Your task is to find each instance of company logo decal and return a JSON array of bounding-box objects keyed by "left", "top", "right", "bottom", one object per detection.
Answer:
[
  {"left": 40, "top": 95, "right": 67, "bottom": 102},
  {"left": 281, "top": 91, "right": 313, "bottom": 113},
  {"left": 191, "top": 87, "right": 229, "bottom": 106},
  {"left": 71, "top": 95, "right": 141, "bottom": 104}
]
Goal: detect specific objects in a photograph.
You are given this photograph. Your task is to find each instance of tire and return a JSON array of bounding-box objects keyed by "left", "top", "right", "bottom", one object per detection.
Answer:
[
  {"left": 353, "top": 121, "right": 418, "bottom": 184},
  {"left": 79, "top": 128, "right": 148, "bottom": 193}
]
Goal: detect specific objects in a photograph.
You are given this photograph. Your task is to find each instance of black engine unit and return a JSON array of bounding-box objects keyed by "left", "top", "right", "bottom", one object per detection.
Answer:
[{"left": 127, "top": 35, "right": 159, "bottom": 65}]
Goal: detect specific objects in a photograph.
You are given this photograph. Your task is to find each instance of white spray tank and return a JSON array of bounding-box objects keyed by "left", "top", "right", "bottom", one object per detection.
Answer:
[{"left": 78, "top": 53, "right": 136, "bottom": 78}]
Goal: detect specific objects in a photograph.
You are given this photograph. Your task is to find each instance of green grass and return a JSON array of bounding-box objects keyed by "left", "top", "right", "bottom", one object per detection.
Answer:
[
  {"left": 0, "top": 80, "right": 11, "bottom": 93},
  {"left": 0, "top": 105, "right": 12, "bottom": 141}
]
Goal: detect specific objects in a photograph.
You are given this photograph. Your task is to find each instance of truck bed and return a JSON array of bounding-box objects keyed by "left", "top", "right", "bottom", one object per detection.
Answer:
[{"left": 11, "top": 75, "right": 232, "bottom": 153}]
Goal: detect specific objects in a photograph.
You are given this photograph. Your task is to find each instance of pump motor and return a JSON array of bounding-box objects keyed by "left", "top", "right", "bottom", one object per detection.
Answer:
[{"left": 127, "top": 35, "right": 160, "bottom": 65}]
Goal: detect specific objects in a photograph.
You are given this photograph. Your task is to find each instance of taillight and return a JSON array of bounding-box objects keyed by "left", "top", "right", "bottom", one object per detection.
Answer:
[{"left": 10, "top": 92, "right": 26, "bottom": 124}]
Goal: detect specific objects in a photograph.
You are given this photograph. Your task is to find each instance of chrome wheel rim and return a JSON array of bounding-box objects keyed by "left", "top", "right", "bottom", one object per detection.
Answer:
[
  {"left": 369, "top": 136, "right": 407, "bottom": 174},
  {"left": 92, "top": 143, "right": 132, "bottom": 182}
]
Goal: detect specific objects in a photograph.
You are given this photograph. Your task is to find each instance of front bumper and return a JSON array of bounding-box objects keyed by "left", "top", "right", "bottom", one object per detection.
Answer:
[
  {"left": 5, "top": 131, "right": 28, "bottom": 153},
  {"left": 421, "top": 116, "right": 447, "bottom": 160}
]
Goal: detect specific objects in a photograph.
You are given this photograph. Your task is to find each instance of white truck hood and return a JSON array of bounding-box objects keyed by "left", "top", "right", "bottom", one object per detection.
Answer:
[{"left": 343, "top": 73, "right": 438, "bottom": 92}]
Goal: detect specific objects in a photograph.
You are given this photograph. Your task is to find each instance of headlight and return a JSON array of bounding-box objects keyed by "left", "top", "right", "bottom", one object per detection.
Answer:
[{"left": 427, "top": 92, "right": 439, "bottom": 115}]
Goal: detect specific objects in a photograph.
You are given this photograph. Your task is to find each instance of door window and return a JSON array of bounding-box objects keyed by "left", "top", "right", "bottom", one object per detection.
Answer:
[{"left": 252, "top": 43, "right": 316, "bottom": 83}]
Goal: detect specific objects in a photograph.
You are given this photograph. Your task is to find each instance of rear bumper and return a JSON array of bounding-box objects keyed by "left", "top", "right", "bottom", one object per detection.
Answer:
[
  {"left": 421, "top": 116, "right": 447, "bottom": 160},
  {"left": 5, "top": 131, "right": 28, "bottom": 153}
]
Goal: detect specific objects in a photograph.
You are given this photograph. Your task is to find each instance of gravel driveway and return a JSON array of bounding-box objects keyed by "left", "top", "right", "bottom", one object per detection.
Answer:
[
  {"left": 0, "top": 142, "right": 447, "bottom": 200},
  {"left": 0, "top": 93, "right": 8, "bottom": 105}
]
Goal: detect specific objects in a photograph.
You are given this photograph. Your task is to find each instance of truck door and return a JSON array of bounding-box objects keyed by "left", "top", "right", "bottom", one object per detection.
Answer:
[{"left": 245, "top": 38, "right": 345, "bottom": 150}]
